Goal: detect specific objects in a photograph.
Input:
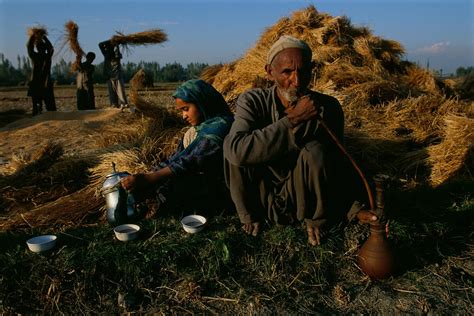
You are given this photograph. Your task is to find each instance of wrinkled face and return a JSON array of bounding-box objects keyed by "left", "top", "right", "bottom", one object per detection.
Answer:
[
  {"left": 266, "top": 48, "right": 312, "bottom": 105},
  {"left": 175, "top": 98, "right": 203, "bottom": 126}
]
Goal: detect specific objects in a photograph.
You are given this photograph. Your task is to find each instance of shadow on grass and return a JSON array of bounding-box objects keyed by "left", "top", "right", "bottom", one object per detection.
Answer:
[{"left": 387, "top": 179, "right": 473, "bottom": 274}]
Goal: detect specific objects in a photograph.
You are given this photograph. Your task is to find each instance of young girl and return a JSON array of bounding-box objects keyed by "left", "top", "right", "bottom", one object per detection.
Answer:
[{"left": 121, "top": 79, "right": 233, "bottom": 215}]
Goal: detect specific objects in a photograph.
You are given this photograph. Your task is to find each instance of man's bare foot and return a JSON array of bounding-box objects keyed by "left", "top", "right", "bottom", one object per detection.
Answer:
[
  {"left": 306, "top": 223, "right": 325, "bottom": 246},
  {"left": 242, "top": 222, "right": 260, "bottom": 237}
]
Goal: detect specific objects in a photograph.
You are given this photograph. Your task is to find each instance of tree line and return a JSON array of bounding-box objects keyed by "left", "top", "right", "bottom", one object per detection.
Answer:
[{"left": 0, "top": 53, "right": 209, "bottom": 86}]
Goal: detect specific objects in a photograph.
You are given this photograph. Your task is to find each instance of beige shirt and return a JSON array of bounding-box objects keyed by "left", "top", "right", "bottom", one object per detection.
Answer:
[{"left": 182, "top": 127, "right": 198, "bottom": 148}]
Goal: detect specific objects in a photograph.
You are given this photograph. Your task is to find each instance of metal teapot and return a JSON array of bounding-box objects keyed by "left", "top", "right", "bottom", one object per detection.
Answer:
[{"left": 101, "top": 162, "right": 147, "bottom": 225}]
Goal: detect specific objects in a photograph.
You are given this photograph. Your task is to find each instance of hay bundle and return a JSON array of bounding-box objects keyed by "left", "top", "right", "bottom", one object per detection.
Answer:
[
  {"left": 27, "top": 26, "right": 47, "bottom": 43},
  {"left": 404, "top": 66, "right": 441, "bottom": 95},
  {"left": 427, "top": 115, "right": 474, "bottom": 186},
  {"left": 383, "top": 94, "right": 460, "bottom": 143},
  {"left": 89, "top": 126, "right": 184, "bottom": 195},
  {"left": 110, "top": 28, "right": 168, "bottom": 46},
  {"left": 64, "top": 20, "right": 85, "bottom": 58},
  {"left": 130, "top": 68, "right": 154, "bottom": 90},
  {"left": 200, "top": 64, "right": 224, "bottom": 85},
  {"left": 64, "top": 20, "right": 85, "bottom": 71},
  {"left": 0, "top": 187, "right": 101, "bottom": 230}
]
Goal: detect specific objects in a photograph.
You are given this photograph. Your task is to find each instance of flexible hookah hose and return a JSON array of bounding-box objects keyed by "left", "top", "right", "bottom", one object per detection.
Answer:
[{"left": 317, "top": 119, "right": 375, "bottom": 211}]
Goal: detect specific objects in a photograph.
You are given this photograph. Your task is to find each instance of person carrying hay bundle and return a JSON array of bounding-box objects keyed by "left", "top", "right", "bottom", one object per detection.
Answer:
[
  {"left": 26, "top": 28, "right": 56, "bottom": 115},
  {"left": 75, "top": 52, "right": 96, "bottom": 110},
  {"left": 98, "top": 40, "right": 128, "bottom": 110},
  {"left": 224, "top": 35, "right": 360, "bottom": 245},
  {"left": 64, "top": 21, "right": 96, "bottom": 111},
  {"left": 120, "top": 79, "right": 234, "bottom": 216}
]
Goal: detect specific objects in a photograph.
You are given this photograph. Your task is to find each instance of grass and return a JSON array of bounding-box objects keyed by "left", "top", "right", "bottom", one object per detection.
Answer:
[{"left": 1, "top": 180, "right": 472, "bottom": 313}]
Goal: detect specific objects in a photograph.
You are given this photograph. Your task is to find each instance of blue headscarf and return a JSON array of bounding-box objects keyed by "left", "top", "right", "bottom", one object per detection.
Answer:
[{"left": 173, "top": 79, "right": 233, "bottom": 143}]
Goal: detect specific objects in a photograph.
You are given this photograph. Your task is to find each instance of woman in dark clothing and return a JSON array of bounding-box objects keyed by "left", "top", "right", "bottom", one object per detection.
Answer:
[{"left": 121, "top": 79, "right": 233, "bottom": 215}]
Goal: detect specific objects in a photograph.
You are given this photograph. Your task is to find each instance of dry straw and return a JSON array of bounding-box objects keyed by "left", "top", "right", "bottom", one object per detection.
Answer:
[
  {"left": 27, "top": 26, "right": 47, "bottom": 43},
  {"left": 130, "top": 68, "right": 153, "bottom": 90},
  {"left": 205, "top": 5, "right": 419, "bottom": 104},
  {"left": 427, "top": 115, "right": 474, "bottom": 186},
  {"left": 110, "top": 28, "right": 168, "bottom": 46},
  {"left": 64, "top": 20, "right": 85, "bottom": 71},
  {"left": 0, "top": 187, "right": 101, "bottom": 230}
]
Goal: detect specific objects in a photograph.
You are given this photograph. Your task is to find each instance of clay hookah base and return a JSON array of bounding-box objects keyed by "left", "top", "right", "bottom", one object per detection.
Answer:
[{"left": 357, "top": 224, "right": 394, "bottom": 279}]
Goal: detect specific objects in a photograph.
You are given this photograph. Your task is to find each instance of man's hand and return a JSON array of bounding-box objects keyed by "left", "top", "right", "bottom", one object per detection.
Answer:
[
  {"left": 287, "top": 95, "right": 319, "bottom": 127},
  {"left": 306, "top": 221, "right": 325, "bottom": 246},
  {"left": 356, "top": 210, "right": 378, "bottom": 224},
  {"left": 242, "top": 222, "right": 260, "bottom": 237}
]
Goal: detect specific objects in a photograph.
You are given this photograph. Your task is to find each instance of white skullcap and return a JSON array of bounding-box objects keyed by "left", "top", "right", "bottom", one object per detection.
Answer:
[{"left": 267, "top": 35, "right": 312, "bottom": 65}]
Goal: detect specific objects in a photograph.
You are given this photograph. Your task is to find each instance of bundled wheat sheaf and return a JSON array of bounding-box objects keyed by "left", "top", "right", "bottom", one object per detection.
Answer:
[
  {"left": 63, "top": 21, "right": 86, "bottom": 71},
  {"left": 27, "top": 26, "right": 47, "bottom": 44},
  {"left": 110, "top": 28, "right": 168, "bottom": 46}
]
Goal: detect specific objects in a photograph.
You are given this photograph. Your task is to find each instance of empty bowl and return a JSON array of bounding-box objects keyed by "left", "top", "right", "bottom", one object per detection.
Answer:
[
  {"left": 26, "top": 235, "right": 57, "bottom": 253},
  {"left": 114, "top": 224, "right": 140, "bottom": 241},
  {"left": 181, "top": 215, "right": 207, "bottom": 234}
]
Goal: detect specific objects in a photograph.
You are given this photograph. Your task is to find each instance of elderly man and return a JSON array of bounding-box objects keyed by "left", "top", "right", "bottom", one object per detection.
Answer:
[{"left": 224, "top": 35, "right": 357, "bottom": 245}]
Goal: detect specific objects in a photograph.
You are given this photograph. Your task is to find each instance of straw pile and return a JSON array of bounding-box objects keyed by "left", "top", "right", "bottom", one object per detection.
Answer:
[
  {"left": 110, "top": 28, "right": 168, "bottom": 46},
  {"left": 203, "top": 5, "right": 447, "bottom": 107},
  {"left": 427, "top": 115, "right": 474, "bottom": 186}
]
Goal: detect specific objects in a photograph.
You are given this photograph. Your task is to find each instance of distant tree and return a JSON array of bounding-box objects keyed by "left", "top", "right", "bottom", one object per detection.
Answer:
[
  {"left": 0, "top": 53, "right": 26, "bottom": 86},
  {"left": 51, "top": 58, "right": 75, "bottom": 85},
  {"left": 186, "top": 62, "right": 209, "bottom": 79},
  {"left": 161, "top": 62, "right": 186, "bottom": 82}
]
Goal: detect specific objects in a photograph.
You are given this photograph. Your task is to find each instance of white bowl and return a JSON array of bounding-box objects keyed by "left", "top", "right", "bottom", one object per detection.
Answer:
[
  {"left": 26, "top": 235, "right": 57, "bottom": 253},
  {"left": 181, "top": 215, "right": 207, "bottom": 234},
  {"left": 114, "top": 224, "right": 140, "bottom": 241}
]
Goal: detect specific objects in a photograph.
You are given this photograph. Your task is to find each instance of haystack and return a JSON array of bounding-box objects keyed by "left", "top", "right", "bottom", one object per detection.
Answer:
[{"left": 204, "top": 5, "right": 443, "bottom": 106}]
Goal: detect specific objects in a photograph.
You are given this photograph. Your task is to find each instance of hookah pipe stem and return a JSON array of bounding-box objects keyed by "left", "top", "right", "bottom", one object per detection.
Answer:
[{"left": 317, "top": 119, "right": 375, "bottom": 212}]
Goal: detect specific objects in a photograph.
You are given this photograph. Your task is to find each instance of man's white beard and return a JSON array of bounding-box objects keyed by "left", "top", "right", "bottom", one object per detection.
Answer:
[{"left": 278, "top": 87, "right": 299, "bottom": 104}]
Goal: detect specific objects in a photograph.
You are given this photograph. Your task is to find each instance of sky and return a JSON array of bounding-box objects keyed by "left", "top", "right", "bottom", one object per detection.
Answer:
[{"left": 0, "top": 0, "right": 472, "bottom": 75}]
